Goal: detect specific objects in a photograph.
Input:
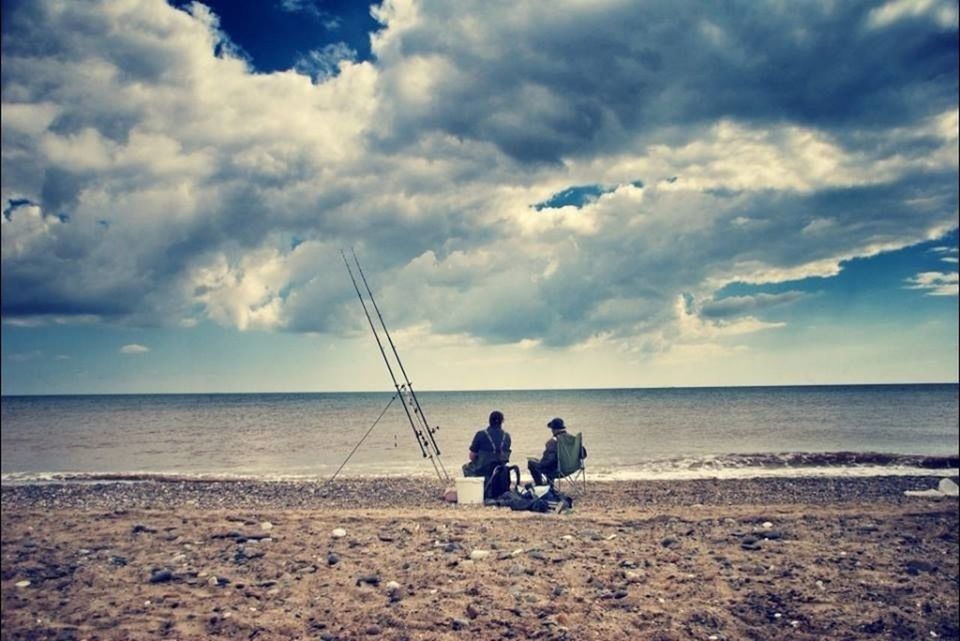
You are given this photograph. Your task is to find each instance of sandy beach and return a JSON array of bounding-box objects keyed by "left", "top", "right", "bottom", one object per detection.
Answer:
[{"left": 2, "top": 476, "right": 958, "bottom": 640}]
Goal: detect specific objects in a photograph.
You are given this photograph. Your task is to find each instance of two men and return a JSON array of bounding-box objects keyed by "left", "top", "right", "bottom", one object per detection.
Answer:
[{"left": 465, "top": 412, "right": 586, "bottom": 486}]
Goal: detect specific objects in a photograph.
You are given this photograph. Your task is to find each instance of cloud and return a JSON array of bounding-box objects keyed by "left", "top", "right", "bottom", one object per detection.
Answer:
[
  {"left": 0, "top": 0, "right": 957, "bottom": 358},
  {"left": 867, "top": 0, "right": 958, "bottom": 30},
  {"left": 905, "top": 271, "right": 960, "bottom": 296},
  {"left": 293, "top": 42, "right": 358, "bottom": 82},
  {"left": 7, "top": 350, "right": 44, "bottom": 362},
  {"left": 701, "top": 291, "right": 810, "bottom": 319},
  {"left": 369, "top": 0, "right": 958, "bottom": 163},
  {"left": 120, "top": 344, "right": 150, "bottom": 354}
]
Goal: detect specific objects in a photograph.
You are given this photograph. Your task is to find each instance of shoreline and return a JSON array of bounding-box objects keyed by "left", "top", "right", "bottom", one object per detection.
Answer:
[
  {"left": 2, "top": 474, "right": 959, "bottom": 511},
  {"left": 3, "top": 476, "right": 958, "bottom": 640}
]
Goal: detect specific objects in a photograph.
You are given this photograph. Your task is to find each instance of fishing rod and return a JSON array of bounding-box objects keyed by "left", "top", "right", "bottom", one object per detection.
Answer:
[
  {"left": 350, "top": 249, "right": 449, "bottom": 476},
  {"left": 340, "top": 250, "right": 449, "bottom": 481}
]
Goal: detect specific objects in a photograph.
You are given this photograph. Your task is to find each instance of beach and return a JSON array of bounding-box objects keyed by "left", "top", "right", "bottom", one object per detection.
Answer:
[{"left": 2, "top": 476, "right": 958, "bottom": 640}]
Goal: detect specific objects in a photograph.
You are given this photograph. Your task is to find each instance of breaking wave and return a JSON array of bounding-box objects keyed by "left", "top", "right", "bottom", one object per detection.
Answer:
[{"left": 2, "top": 451, "right": 957, "bottom": 485}]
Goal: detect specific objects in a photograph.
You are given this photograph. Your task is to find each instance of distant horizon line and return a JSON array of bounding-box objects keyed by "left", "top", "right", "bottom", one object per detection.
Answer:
[{"left": 2, "top": 381, "right": 957, "bottom": 398}]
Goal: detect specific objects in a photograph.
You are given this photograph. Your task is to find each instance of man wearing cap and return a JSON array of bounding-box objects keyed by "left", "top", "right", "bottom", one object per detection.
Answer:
[
  {"left": 527, "top": 417, "right": 586, "bottom": 486},
  {"left": 463, "top": 410, "right": 512, "bottom": 478}
]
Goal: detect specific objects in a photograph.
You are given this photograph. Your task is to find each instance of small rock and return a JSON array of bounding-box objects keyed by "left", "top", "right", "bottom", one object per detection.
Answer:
[
  {"left": 384, "top": 580, "right": 401, "bottom": 594},
  {"left": 762, "top": 521, "right": 774, "bottom": 529},
  {"left": 260, "top": 522, "right": 273, "bottom": 531},
  {"left": 939, "top": 478, "right": 959, "bottom": 496},
  {"left": 356, "top": 574, "right": 381, "bottom": 587},
  {"left": 763, "top": 530, "right": 784, "bottom": 540},
  {"left": 149, "top": 569, "right": 174, "bottom": 583},
  {"left": 469, "top": 550, "right": 490, "bottom": 561},
  {"left": 365, "top": 624, "right": 381, "bottom": 635},
  {"left": 110, "top": 556, "right": 128, "bottom": 566},
  {"left": 15, "top": 580, "right": 31, "bottom": 588},
  {"left": 327, "top": 553, "right": 340, "bottom": 566},
  {"left": 466, "top": 603, "right": 481, "bottom": 619},
  {"left": 660, "top": 537, "right": 678, "bottom": 548},
  {"left": 741, "top": 534, "right": 761, "bottom": 550},
  {"left": 904, "top": 560, "right": 937, "bottom": 575},
  {"left": 331, "top": 528, "right": 347, "bottom": 538},
  {"left": 132, "top": 523, "right": 156, "bottom": 534},
  {"left": 451, "top": 618, "right": 470, "bottom": 630}
]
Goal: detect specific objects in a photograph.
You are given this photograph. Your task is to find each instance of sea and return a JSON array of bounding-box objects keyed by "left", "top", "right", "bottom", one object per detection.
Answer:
[{"left": 1, "top": 384, "right": 958, "bottom": 484}]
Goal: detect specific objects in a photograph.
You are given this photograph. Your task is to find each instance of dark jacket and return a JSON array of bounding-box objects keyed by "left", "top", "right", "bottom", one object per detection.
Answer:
[
  {"left": 465, "top": 426, "right": 511, "bottom": 477},
  {"left": 538, "top": 430, "right": 586, "bottom": 473}
]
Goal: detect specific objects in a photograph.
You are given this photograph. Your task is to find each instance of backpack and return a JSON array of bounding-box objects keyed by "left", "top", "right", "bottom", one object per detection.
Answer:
[
  {"left": 484, "top": 464, "right": 520, "bottom": 500},
  {"left": 496, "top": 485, "right": 573, "bottom": 512}
]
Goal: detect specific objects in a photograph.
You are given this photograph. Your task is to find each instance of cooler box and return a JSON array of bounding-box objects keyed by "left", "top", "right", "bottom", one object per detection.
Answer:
[{"left": 455, "top": 477, "right": 484, "bottom": 504}]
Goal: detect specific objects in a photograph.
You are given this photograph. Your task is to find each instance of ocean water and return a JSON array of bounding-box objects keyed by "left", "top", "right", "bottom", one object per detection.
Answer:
[{"left": 1, "top": 385, "right": 957, "bottom": 483}]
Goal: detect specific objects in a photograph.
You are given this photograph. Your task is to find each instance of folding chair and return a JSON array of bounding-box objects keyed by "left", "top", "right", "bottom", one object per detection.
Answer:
[{"left": 552, "top": 431, "right": 586, "bottom": 495}]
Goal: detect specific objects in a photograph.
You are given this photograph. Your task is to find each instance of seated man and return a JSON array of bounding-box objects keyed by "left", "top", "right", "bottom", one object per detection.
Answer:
[
  {"left": 463, "top": 410, "right": 512, "bottom": 478},
  {"left": 527, "top": 417, "right": 586, "bottom": 486}
]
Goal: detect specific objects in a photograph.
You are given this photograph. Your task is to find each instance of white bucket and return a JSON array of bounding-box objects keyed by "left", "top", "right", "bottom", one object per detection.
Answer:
[{"left": 455, "top": 477, "right": 484, "bottom": 505}]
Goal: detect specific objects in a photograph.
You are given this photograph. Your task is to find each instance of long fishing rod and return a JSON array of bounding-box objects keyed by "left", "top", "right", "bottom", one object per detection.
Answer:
[
  {"left": 340, "top": 250, "right": 447, "bottom": 481},
  {"left": 350, "top": 249, "right": 449, "bottom": 479},
  {"left": 340, "top": 250, "right": 431, "bottom": 461}
]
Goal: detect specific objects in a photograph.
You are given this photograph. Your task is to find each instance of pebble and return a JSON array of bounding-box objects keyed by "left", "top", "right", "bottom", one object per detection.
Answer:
[
  {"left": 469, "top": 550, "right": 490, "bottom": 561},
  {"left": 260, "top": 521, "right": 273, "bottom": 531},
  {"left": 149, "top": 569, "right": 174, "bottom": 583},
  {"left": 331, "top": 528, "right": 347, "bottom": 538},
  {"left": 904, "top": 559, "right": 937, "bottom": 575},
  {"left": 384, "top": 580, "right": 401, "bottom": 594},
  {"left": 327, "top": 553, "right": 340, "bottom": 566},
  {"left": 762, "top": 521, "right": 774, "bottom": 529},
  {"left": 15, "top": 580, "right": 31, "bottom": 588}
]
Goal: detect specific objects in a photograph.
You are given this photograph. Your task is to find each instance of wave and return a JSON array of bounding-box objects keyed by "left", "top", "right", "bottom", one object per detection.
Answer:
[
  {"left": 2, "top": 451, "right": 957, "bottom": 485},
  {"left": 590, "top": 451, "right": 960, "bottom": 481}
]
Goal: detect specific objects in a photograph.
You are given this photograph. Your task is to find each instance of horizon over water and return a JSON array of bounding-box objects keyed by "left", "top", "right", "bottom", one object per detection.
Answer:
[{"left": 2, "top": 383, "right": 957, "bottom": 484}]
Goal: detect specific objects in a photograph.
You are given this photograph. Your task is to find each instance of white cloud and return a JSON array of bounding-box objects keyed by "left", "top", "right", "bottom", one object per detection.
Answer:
[
  {"left": 120, "top": 344, "right": 150, "bottom": 354},
  {"left": 867, "top": 0, "right": 958, "bottom": 30},
  {"left": 905, "top": 271, "right": 960, "bottom": 296},
  {"left": 1, "top": 0, "right": 956, "bottom": 359}
]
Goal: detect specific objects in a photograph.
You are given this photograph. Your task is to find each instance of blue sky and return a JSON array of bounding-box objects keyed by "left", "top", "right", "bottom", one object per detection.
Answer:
[{"left": 1, "top": 0, "right": 957, "bottom": 394}]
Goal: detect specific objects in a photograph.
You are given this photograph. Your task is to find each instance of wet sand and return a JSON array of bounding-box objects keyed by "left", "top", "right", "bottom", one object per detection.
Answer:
[{"left": 2, "top": 476, "right": 958, "bottom": 640}]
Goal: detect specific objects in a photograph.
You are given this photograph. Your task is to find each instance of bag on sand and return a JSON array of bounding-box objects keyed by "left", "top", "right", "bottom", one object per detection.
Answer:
[
  {"left": 495, "top": 485, "right": 573, "bottom": 512},
  {"left": 484, "top": 464, "right": 520, "bottom": 500}
]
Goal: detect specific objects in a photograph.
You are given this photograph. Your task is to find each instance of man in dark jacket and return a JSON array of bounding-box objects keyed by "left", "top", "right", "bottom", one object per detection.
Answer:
[
  {"left": 527, "top": 417, "right": 586, "bottom": 485},
  {"left": 463, "top": 410, "right": 512, "bottom": 478}
]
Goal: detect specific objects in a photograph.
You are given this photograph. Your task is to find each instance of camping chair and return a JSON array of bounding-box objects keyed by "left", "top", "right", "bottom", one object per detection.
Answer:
[{"left": 552, "top": 431, "right": 586, "bottom": 495}]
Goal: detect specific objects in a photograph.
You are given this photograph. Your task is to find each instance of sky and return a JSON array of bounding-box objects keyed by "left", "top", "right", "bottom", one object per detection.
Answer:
[{"left": 1, "top": 0, "right": 958, "bottom": 395}]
